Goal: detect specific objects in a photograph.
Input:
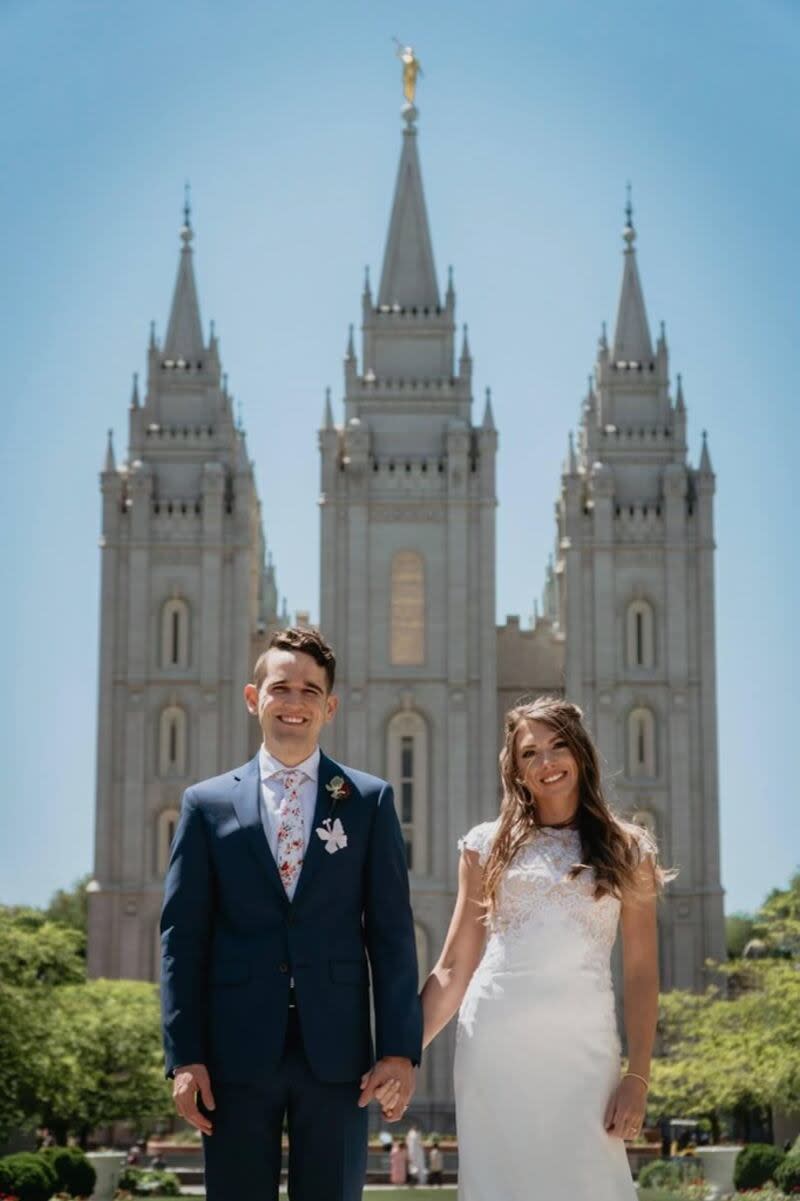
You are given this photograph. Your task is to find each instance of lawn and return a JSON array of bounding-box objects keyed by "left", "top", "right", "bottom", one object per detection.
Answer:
[{"left": 142, "top": 1190, "right": 684, "bottom": 1200}]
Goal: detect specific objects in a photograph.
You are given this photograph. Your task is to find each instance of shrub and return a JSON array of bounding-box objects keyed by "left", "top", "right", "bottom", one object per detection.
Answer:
[
  {"left": 0, "top": 1153, "right": 57, "bottom": 1201},
  {"left": 733, "top": 1143, "right": 786, "bottom": 1191},
  {"left": 38, "top": 1148, "right": 95, "bottom": 1198},
  {"left": 638, "top": 1159, "right": 686, "bottom": 1189},
  {"left": 117, "top": 1167, "right": 180, "bottom": 1197},
  {"left": 775, "top": 1151, "right": 800, "bottom": 1195}
]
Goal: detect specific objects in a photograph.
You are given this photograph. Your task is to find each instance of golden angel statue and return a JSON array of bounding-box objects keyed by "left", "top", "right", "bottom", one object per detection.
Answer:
[{"left": 393, "top": 39, "right": 423, "bottom": 105}]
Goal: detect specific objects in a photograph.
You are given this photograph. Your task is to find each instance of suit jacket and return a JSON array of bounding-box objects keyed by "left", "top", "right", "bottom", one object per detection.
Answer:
[{"left": 160, "top": 750, "right": 422, "bottom": 1083}]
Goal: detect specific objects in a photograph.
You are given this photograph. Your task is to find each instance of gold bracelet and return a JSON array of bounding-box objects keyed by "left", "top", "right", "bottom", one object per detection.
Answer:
[{"left": 623, "top": 1071, "right": 649, "bottom": 1089}]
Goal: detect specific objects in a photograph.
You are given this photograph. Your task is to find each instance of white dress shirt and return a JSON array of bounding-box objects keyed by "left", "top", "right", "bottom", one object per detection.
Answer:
[{"left": 258, "top": 744, "right": 321, "bottom": 866}]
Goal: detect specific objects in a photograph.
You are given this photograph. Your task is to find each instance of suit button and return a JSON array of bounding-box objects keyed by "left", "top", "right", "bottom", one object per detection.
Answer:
[{"left": 279, "top": 962, "right": 289, "bottom": 973}]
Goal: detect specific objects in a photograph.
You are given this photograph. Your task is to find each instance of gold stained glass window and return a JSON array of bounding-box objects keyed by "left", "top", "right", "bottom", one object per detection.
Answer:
[{"left": 390, "top": 551, "right": 425, "bottom": 665}]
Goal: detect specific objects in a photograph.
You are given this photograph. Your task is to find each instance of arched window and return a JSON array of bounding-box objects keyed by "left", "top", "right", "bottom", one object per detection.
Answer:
[
  {"left": 157, "top": 807, "right": 181, "bottom": 875},
  {"left": 390, "top": 551, "right": 425, "bottom": 666},
  {"left": 161, "top": 598, "right": 190, "bottom": 669},
  {"left": 628, "top": 707, "right": 656, "bottom": 778},
  {"left": 159, "top": 705, "right": 187, "bottom": 776},
  {"left": 626, "top": 600, "right": 655, "bottom": 669},
  {"left": 386, "top": 710, "right": 429, "bottom": 874}
]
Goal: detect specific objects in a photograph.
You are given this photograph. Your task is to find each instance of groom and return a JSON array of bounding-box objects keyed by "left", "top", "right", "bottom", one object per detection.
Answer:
[{"left": 160, "top": 626, "right": 422, "bottom": 1201}]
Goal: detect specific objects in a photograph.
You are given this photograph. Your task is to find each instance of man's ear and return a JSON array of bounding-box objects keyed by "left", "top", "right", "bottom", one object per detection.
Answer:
[
  {"left": 324, "top": 692, "right": 339, "bottom": 724},
  {"left": 243, "top": 683, "right": 259, "bottom": 715}
]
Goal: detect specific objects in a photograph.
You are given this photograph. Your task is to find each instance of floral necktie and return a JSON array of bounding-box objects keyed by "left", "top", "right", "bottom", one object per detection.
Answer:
[{"left": 276, "top": 770, "right": 304, "bottom": 898}]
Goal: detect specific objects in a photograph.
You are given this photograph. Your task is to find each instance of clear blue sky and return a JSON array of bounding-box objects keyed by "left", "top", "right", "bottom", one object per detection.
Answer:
[{"left": 1, "top": 0, "right": 797, "bottom": 916}]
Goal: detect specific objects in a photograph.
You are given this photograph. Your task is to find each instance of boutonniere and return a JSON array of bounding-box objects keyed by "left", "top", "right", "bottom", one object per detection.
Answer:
[
  {"left": 316, "top": 817, "right": 348, "bottom": 854},
  {"left": 325, "top": 775, "right": 351, "bottom": 803}
]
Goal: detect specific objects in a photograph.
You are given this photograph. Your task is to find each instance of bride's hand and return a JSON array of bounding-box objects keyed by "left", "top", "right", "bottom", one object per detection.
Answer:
[
  {"left": 373, "top": 1077, "right": 402, "bottom": 1118},
  {"left": 603, "top": 1075, "right": 647, "bottom": 1140}
]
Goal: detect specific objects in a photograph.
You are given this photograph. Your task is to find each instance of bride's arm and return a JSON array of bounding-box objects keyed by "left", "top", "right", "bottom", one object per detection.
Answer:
[
  {"left": 604, "top": 860, "right": 659, "bottom": 1138},
  {"left": 420, "top": 849, "right": 487, "bottom": 1048}
]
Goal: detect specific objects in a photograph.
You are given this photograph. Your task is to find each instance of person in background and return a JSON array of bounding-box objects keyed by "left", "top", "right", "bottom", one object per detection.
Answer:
[
  {"left": 390, "top": 1138, "right": 408, "bottom": 1185},
  {"left": 406, "top": 1122, "right": 427, "bottom": 1185},
  {"left": 428, "top": 1138, "right": 444, "bottom": 1186}
]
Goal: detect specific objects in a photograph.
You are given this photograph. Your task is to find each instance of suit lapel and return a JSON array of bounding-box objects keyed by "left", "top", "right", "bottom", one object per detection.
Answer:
[
  {"left": 291, "top": 751, "right": 340, "bottom": 907},
  {"left": 231, "top": 755, "right": 289, "bottom": 907}
]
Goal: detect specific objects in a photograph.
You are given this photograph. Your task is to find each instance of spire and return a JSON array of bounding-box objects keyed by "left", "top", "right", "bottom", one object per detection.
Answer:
[
  {"left": 163, "top": 187, "right": 205, "bottom": 362},
  {"left": 699, "top": 429, "right": 713, "bottom": 474},
  {"left": 346, "top": 324, "right": 355, "bottom": 361},
  {"left": 482, "top": 387, "right": 495, "bottom": 431},
  {"left": 323, "top": 386, "right": 335, "bottom": 429},
  {"left": 104, "top": 428, "right": 116, "bottom": 473},
  {"left": 460, "top": 323, "right": 471, "bottom": 362},
  {"left": 567, "top": 430, "right": 577, "bottom": 475},
  {"left": 676, "top": 372, "right": 686, "bottom": 412},
  {"left": 130, "top": 372, "right": 140, "bottom": 409},
  {"left": 377, "top": 117, "right": 439, "bottom": 309},
  {"left": 612, "top": 186, "right": 653, "bottom": 363}
]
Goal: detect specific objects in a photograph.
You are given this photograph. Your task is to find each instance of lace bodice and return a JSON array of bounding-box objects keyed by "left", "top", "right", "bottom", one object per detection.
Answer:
[{"left": 458, "top": 820, "right": 629, "bottom": 978}]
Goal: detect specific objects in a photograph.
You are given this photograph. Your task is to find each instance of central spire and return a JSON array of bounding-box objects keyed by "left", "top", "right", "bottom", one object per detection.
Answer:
[
  {"left": 377, "top": 110, "right": 439, "bottom": 310},
  {"left": 611, "top": 188, "right": 653, "bottom": 363},
  {"left": 163, "top": 188, "right": 205, "bottom": 362}
]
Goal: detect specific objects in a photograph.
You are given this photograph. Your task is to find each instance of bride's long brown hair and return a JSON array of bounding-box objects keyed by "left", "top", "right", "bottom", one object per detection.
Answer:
[{"left": 482, "top": 696, "right": 673, "bottom": 918}]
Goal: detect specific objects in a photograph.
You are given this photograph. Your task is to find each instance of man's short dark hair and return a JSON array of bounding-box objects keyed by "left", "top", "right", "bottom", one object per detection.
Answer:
[{"left": 253, "top": 626, "right": 337, "bottom": 693}]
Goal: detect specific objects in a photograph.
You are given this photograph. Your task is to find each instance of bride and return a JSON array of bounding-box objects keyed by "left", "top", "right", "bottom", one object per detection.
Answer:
[{"left": 380, "top": 696, "right": 670, "bottom": 1200}]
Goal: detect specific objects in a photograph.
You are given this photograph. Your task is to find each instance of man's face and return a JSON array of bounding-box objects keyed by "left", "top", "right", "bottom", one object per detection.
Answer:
[{"left": 243, "top": 648, "right": 338, "bottom": 764}]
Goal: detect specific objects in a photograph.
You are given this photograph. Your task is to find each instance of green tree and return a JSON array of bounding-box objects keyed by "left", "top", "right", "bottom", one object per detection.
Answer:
[
  {"left": 755, "top": 869, "right": 800, "bottom": 955},
  {"left": 32, "top": 979, "right": 172, "bottom": 1143},
  {"left": 725, "top": 911, "right": 756, "bottom": 958},
  {"left": 45, "top": 875, "right": 91, "bottom": 937},
  {"left": 0, "top": 907, "right": 85, "bottom": 987},
  {"left": 649, "top": 959, "right": 800, "bottom": 1131}
]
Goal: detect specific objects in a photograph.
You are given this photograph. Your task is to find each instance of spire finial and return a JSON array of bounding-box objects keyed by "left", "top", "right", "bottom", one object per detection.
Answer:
[
  {"left": 599, "top": 320, "right": 608, "bottom": 351},
  {"left": 104, "top": 427, "right": 116, "bottom": 473},
  {"left": 623, "top": 181, "right": 636, "bottom": 249},
  {"left": 699, "top": 428, "right": 713, "bottom": 474},
  {"left": 363, "top": 265, "right": 371, "bottom": 297},
  {"left": 130, "top": 371, "right": 140, "bottom": 409},
  {"left": 149, "top": 319, "right": 156, "bottom": 349},
  {"left": 181, "top": 182, "right": 193, "bottom": 247},
  {"left": 236, "top": 398, "right": 244, "bottom": 431},
  {"left": 482, "top": 386, "right": 496, "bottom": 432},
  {"left": 209, "top": 318, "right": 216, "bottom": 342},
  {"left": 460, "top": 322, "right": 471, "bottom": 360},
  {"left": 447, "top": 264, "right": 454, "bottom": 293},
  {"left": 346, "top": 323, "right": 355, "bottom": 360},
  {"left": 567, "top": 429, "right": 577, "bottom": 474},
  {"left": 323, "top": 386, "right": 335, "bottom": 429}
]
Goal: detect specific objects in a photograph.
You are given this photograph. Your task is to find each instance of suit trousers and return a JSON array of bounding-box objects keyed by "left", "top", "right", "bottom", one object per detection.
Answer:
[{"left": 201, "top": 1008, "right": 369, "bottom": 1201}]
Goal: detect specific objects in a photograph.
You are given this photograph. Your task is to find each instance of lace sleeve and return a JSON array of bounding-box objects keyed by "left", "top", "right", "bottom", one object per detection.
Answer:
[{"left": 457, "top": 821, "right": 497, "bottom": 867}]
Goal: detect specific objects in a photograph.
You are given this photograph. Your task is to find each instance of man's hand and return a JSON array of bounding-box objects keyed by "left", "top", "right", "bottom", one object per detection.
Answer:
[
  {"left": 358, "top": 1057, "right": 415, "bottom": 1122},
  {"left": 172, "top": 1063, "right": 215, "bottom": 1135}
]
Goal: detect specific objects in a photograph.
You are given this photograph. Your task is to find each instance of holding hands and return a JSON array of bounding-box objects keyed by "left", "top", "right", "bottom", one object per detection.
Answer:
[{"left": 358, "top": 1056, "right": 416, "bottom": 1122}]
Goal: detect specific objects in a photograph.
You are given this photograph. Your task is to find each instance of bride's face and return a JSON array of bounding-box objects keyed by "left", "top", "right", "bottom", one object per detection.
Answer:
[{"left": 516, "top": 719, "right": 580, "bottom": 810}]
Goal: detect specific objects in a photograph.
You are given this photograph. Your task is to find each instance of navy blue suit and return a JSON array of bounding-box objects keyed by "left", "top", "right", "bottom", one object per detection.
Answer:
[{"left": 160, "top": 750, "right": 422, "bottom": 1201}]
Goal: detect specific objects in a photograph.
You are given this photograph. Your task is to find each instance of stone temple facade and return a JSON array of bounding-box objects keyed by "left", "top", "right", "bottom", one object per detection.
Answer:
[{"left": 89, "top": 105, "right": 725, "bottom": 1120}]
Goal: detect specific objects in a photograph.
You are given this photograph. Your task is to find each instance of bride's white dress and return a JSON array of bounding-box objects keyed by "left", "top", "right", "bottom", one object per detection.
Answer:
[{"left": 454, "top": 821, "right": 638, "bottom": 1201}]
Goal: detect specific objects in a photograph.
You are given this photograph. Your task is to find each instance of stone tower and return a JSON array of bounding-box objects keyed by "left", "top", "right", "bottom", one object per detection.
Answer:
[
  {"left": 88, "top": 205, "right": 280, "bottom": 980},
  {"left": 555, "top": 199, "right": 725, "bottom": 989},
  {"left": 318, "top": 106, "right": 498, "bottom": 1115}
]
